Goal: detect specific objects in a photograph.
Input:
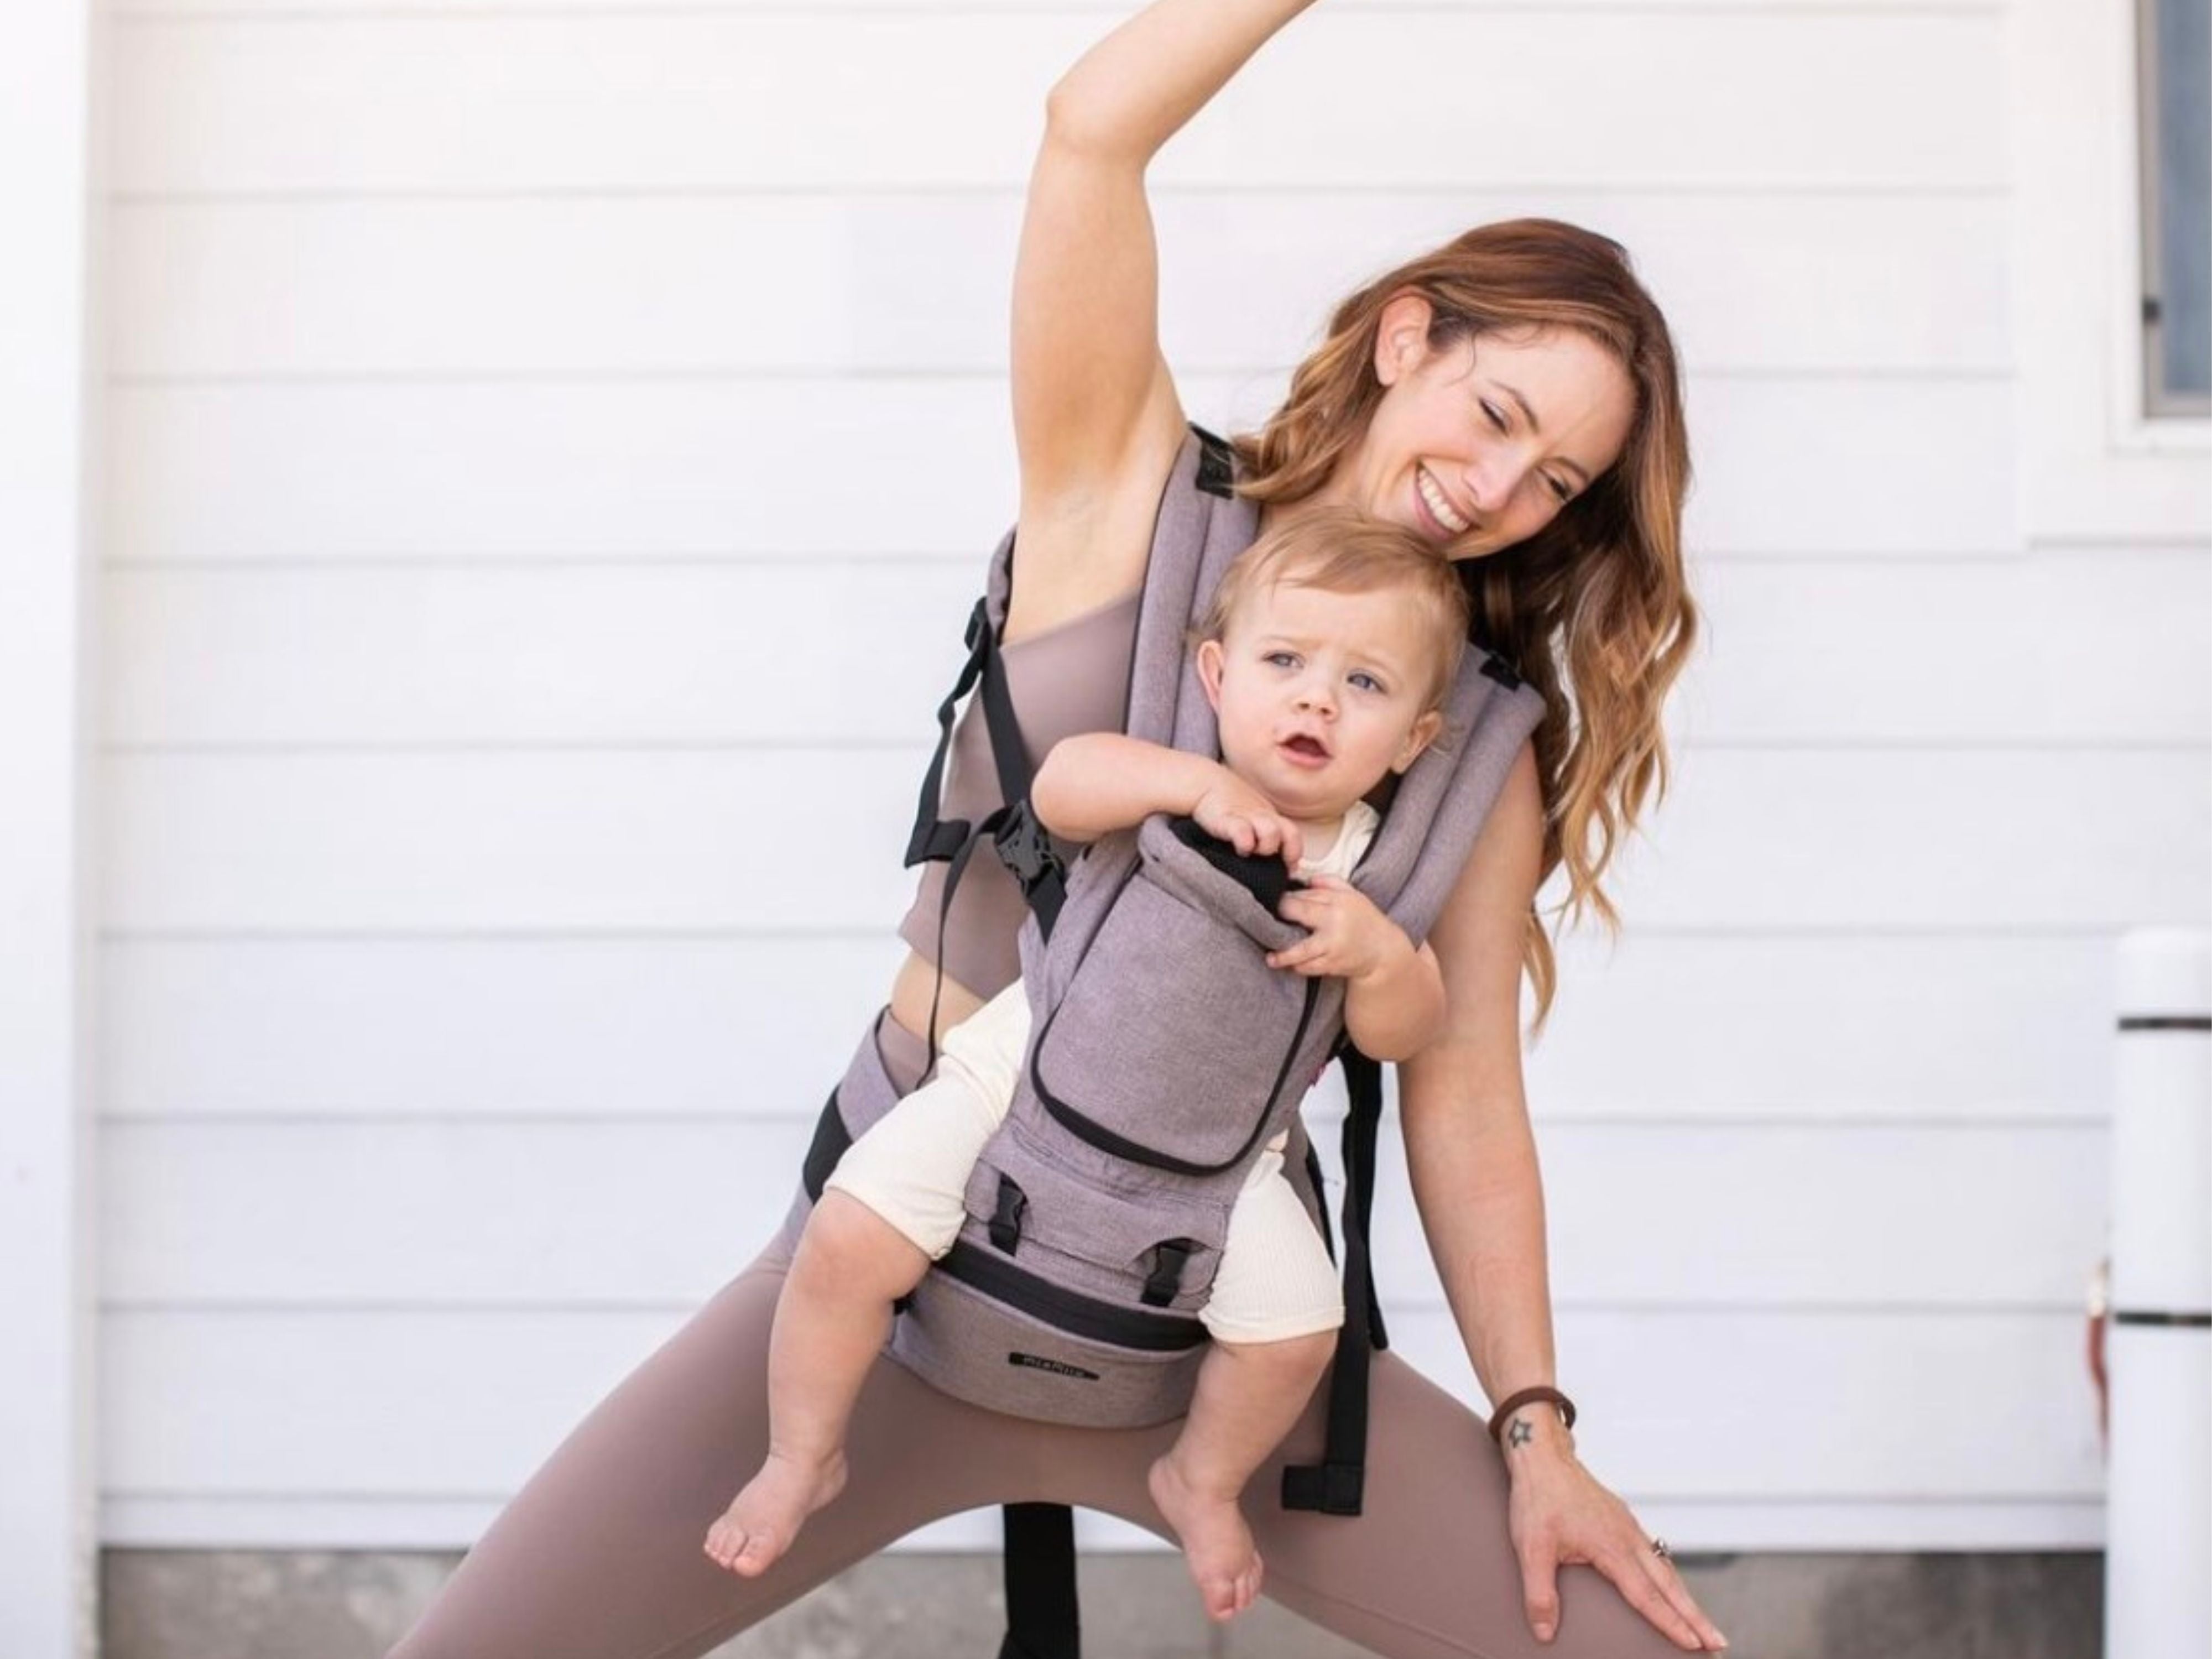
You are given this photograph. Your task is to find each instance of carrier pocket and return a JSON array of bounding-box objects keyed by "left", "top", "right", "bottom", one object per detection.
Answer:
[{"left": 1029, "top": 868, "right": 1319, "bottom": 1175}]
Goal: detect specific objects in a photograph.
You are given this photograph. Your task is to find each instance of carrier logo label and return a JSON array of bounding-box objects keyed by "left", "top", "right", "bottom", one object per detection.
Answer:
[{"left": 1008, "top": 1352, "right": 1100, "bottom": 1381}]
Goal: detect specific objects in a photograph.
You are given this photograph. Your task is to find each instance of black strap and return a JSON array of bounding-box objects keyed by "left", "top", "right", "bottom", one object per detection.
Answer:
[
  {"left": 1280, "top": 1046, "right": 1387, "bottom": 1516},
  {"left": 1140, "top": 1239, "right": 1199, "bottom": 1308},
  {"left": 999, "top": 1503, "right": 1081, "bottom": 1659},
  {"left": 1193, "top": 422, "right": 1237, "bottom": 498},
  {"left": 906, "top": 597, "right": 997, "bottom": 870},
  {"left": 800, "top": 1089, "right": 851, "bottom": 1204},
  {"left": 904, "top": 589, "right": 1074, "bottom": 1076}
]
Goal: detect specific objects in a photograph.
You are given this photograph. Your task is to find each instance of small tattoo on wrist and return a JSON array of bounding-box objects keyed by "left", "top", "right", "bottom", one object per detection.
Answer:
[{"left": 1506, "top": 1416, "right": 1534, "bottom": 1449}]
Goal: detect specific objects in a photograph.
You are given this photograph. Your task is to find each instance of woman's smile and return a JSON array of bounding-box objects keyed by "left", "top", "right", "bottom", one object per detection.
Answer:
[{"left": 1415, "top": 465, "right": 1474, "bottom": 536}]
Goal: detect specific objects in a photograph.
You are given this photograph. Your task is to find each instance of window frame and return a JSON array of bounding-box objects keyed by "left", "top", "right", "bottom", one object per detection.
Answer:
[
  {"left": 2136, "top": 0, "right": 2211, "bottom": 419},
  {"left": 2013, "top": 0, "right": 2209, "bottom": 545}
]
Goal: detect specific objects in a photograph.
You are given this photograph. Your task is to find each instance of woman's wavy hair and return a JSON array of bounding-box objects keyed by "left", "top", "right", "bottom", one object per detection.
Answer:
[{"left": 1230, "top": 218, "right": 1697, "bottom": 1037}]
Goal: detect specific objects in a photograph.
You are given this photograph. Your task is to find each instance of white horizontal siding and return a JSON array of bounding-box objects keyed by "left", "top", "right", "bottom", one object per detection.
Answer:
[
  {"left": 110, "top": 14, "right": 2004, "bottom": 195},
  {"left": 97, "top": 1306, "right": 2100, "bottom": 1522},
  {"left": 104, "top": 375, "right": 2022, "bottom": 562},
  {"left": 100, "top": 554, "right": 2211, "bottom": 747},
  {"left": 107, "top": 193, "right": 2011, "bottom": 378},
  {"left": 96, "top": 933, "right": 2131, "bottom": 1126},
  {"left": 100, "top": 1116, "right": 2107, "bottom": 1312},
  {"left": 96, "top": 748, "right": 2211, "bottom": 933}
]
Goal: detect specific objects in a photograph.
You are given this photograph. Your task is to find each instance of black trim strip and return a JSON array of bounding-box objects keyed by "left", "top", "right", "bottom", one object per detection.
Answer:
[
  {"left": 2114, "top": 1310, "right": 2212, "bottom": 1328},
  {"left": 801, "top": 1090, "right": 851, "bottom": 1203},
  {"left": 2118, "top": 1015, "right": 2212, "bottom": 1032},
  {"left": 935, "top": 1240, "right": 1208, "bottom": 1352}
]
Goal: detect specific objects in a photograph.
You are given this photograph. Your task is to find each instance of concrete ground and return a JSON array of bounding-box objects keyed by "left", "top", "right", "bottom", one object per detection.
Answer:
[{"left": 102, "top": 1547, "right": 2102, "bottom": 1658}]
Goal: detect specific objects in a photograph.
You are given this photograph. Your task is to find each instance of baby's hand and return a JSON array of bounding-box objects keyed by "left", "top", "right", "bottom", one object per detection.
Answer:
[
  {"left": 1192, "top": 768, "right": 1305, "bottom": 869},
  {"left": 1268, "top": 875, "right": 1412, "bottom": 983}
]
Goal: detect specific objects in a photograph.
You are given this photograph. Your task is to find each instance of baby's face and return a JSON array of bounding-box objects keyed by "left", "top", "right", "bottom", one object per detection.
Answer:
[{"left": 1196, "top": 577, "right": 1446, "bottom": 825}]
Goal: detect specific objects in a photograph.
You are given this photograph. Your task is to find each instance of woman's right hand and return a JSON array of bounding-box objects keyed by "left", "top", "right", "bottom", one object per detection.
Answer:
[{"left": 1192, "top": 768, "right": 1304, "bottom": 868}]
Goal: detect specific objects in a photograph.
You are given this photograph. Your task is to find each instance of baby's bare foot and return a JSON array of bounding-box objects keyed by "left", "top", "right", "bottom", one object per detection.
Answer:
[
  {"left": 1147, "top": 1453, "right": 1263, "bottom": 1620},
  {"left": 702, "top": 1448, "right": 849, "bottom": 1579}
]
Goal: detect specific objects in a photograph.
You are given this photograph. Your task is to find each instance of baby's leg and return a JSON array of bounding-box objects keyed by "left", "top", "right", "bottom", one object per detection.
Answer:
[
  {"left": 703, "top": 1191, "right": 931, "bottom": 1577},
  {"left": 707, "top": 988, "right": 1025, "bottom": 1577},
  {"left": 1149, "top": 1327, "right": 1336, "bottom": 1620}
]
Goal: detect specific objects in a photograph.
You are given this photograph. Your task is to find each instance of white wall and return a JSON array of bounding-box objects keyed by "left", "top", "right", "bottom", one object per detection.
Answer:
[
  {"left": 3, "top": 0, "right": 103, "bottom": 1652},
  {"left": 94, "top": 0, "right": 2210, "bottom": 1557}
]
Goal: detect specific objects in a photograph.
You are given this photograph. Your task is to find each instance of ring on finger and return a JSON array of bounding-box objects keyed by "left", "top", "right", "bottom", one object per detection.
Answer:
[{"left": 1648, "top": 1536, "right": 1670, "bottom": 1559}]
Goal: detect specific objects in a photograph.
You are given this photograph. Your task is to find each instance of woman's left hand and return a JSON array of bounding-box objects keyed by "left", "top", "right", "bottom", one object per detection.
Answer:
[{"left": 1502, "top": 1418, "right": 1728, "bottom": 1651}]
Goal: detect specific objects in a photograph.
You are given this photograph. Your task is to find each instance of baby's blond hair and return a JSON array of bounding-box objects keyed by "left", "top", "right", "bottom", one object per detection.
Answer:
[{"left": 1191, "top": 507, "right": 1471, "bottom": 712}]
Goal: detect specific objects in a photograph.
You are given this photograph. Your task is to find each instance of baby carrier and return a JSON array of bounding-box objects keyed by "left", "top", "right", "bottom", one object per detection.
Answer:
[{"left": 796, "top": 425, "right": 1546, "bottom": 1653}]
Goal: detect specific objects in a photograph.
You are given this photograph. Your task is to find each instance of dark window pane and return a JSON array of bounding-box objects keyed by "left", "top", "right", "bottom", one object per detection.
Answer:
[{"left": 2148, "top": 0, "right": 2210, "bottom": 407}]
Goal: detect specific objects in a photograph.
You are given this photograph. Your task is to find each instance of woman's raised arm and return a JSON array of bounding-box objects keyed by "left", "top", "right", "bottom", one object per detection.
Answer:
[
  {"left": 1006, "top": 0, "right": 1316, "bottom": 637},
  {"left": 1400, "top": 741, "right": 1729, "bottom": 1653}
]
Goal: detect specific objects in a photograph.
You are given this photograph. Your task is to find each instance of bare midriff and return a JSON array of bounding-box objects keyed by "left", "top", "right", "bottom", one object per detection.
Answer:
[{"left": 888, "top": 949, "right": 989, "bottom": 1050}]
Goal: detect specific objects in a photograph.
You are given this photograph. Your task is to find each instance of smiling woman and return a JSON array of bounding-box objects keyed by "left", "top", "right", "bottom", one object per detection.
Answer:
[{"left": 387, "top": 1, "right": 1718, "bottom": 1655}]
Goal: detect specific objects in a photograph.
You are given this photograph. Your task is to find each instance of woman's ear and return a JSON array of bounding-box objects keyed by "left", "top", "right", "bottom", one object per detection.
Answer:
[
  {"left": 1196, "top": 638, "right": 1227, "bottom": 714},
  {"left": 1391, "top": 708, "right": 1444, "bottom": 773},
  {"left": 1373, "top": 291, "right": 1436, "bottom": 388}
]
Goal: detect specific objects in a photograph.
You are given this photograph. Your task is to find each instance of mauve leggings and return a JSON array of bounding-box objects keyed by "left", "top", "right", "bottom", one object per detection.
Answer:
[{"left": 386, "top": 1001, "right": 1681, "bottom": 1659}]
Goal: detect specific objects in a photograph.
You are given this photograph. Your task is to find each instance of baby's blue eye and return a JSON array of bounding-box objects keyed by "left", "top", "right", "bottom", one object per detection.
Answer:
[
  {"left": 1264, "top": 650, "right": 1299, "bottom": 669},
  {"left": 1349, "top": 671, "right": 1383, "bottom": 693}
]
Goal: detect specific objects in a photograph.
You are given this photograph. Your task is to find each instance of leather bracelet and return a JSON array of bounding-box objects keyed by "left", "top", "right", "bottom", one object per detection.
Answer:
[{"left": 1488, "top": 1386, "right": 1577, "bottom": 1445}]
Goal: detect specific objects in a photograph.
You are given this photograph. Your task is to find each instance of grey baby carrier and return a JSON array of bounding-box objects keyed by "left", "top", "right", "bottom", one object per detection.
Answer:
[{"left": 796, "top": 425, "right": 1545, "bottom": 1655}]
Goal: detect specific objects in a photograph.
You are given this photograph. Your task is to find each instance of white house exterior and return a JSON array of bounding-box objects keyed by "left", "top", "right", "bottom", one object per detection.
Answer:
[{"left": 4, "top": 0, "right": 2206, "bottom": 1651}]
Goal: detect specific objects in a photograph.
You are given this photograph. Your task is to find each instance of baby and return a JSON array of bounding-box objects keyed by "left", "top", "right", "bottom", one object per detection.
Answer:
[{"left": 704, "top": 510, "right": 1470, "bottom": 1620}]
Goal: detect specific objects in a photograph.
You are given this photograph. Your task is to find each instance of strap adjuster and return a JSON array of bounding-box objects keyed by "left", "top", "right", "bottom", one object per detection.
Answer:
[
  {"left": 991, "top": 799, "right": 1066, "bottom": 900},
  {"left": 1140, "top": 1239, "right": 1199, "bottom": 1308},
  {"left": 989, "top": 1175, "right": 1029, "bottom": 1255}
]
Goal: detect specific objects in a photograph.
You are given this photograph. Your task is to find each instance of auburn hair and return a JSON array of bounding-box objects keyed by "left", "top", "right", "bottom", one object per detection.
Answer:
[{"left": 1230, "top": 218, "right": 1698, "bottom": 1037}]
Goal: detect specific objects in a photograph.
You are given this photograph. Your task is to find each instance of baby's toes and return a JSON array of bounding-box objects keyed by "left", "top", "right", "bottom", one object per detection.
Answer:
[
  {"left": 1233, "top": 1554, "right": 1265, "bottom": 1615},
  {"left": 702, "top": 1519, "right": 739, "bottom": 1569},
  {"left": 737, "top": 1525, "right": 786, "bottom": 1573}
]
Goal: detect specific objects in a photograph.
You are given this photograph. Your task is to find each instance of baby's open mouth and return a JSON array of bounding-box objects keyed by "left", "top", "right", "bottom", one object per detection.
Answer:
[{"left": 1283, "top": 735, "right": 1328, "bottom": 759}]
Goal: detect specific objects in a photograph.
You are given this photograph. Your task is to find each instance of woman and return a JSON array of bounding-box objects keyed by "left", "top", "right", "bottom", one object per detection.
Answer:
[{"left": 389, "top": 0, "right": 1723, "bottom": 1653}]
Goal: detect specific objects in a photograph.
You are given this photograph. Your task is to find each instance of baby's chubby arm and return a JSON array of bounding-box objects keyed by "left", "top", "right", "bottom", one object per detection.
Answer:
[
  {"left": 1270, "top": 878, "right": 1447, "bottom": 1061},
  {"left": 1031, "top": 732, "right": 1305, "bottom": 866}
]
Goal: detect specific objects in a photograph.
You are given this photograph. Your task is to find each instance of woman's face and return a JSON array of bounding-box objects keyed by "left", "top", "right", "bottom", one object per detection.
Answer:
[{"left": 1328, "top": 297, "right": 1637, "bottom": 562}]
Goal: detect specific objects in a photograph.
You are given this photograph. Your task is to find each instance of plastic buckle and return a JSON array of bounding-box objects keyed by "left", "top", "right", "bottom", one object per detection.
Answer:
[
  {"left": 989, "top": 1175, "right": 1028, "bottom": 1255},
  {"left": 1141, "top": 1239, "right": 1197, "bottom": 1308},
  {"left": 992, "top": 801, "right": 1066, "bottom": 898}
]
